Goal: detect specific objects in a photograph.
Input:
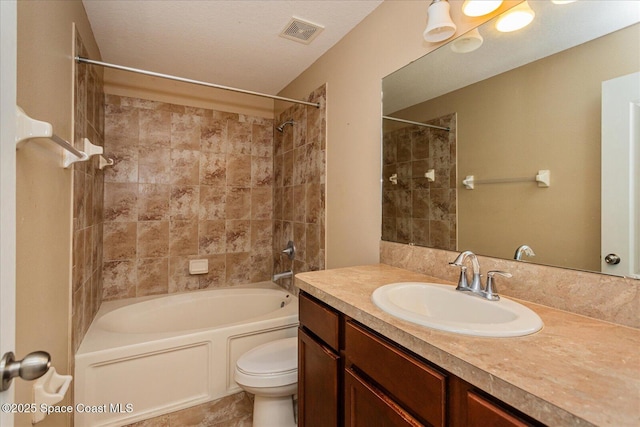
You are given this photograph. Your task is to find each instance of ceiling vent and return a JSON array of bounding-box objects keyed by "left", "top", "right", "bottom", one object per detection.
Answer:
[{"left": 280, "top": 17, "right": 324, "bottom": 44}]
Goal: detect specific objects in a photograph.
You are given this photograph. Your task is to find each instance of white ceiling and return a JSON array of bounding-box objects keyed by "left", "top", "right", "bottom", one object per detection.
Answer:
[{"left": 82, "top": 0, "right": 383, "bottom": 95}]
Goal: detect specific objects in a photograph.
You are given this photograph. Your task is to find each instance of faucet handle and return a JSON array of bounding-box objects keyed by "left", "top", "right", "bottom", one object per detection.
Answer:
[
  {"left": 484, "top": 270, "right": 512, "bottom": 301},
  {"left": 449, "top": 262, "right": 469, "bottom": 291}
]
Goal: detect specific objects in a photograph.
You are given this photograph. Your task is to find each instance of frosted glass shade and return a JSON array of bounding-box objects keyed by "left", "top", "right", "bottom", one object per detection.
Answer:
[
  {"left": 462, "top": 0, "right": 503, "bottom": 17},
  {"left": 496, "top": 1, "right": 535, "bottom": 33},
  {"left": 424, "top": 0, "right": 457, "bottom": 43},
  {"left": 451, "top": 28, "right": 484, "bottom": 53}
]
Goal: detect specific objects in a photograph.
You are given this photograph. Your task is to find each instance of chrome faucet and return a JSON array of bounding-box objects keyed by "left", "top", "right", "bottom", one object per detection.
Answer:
[
  {"left": 514, "top": 245, "right": 535, "bottom": 260},
  {"left": 449, "top": 250, "right": 482, "bottom": 292},
  {"left": 449, "top": 251, "right": 512, "bottom": 301}
]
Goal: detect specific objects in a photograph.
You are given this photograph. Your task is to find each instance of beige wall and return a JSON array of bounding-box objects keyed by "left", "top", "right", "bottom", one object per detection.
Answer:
[
  {"left": 393, "top": 24, "right": 639, "bottom": 271},
  {"left": 16, "top": 1, "right": 100, "bottom": 425},
  {"left": 276, "top": 0, "right": 520, "bottom": 269}
]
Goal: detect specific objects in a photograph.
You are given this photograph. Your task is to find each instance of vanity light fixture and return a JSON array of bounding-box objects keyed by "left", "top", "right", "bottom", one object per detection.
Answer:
[
  {"left": 424, "top": 0, "right": 457, "bottom": 43},
  {"left": 495, "top": 1, "right": 535, "bottom": 33},
  {"left": 451, "top": 28, "right": 484, "bottom": 53},
  {"left": 462, "top": 0, "right": 503, "bottom": 17}
]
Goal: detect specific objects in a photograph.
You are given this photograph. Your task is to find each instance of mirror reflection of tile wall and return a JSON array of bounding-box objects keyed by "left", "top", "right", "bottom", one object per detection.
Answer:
[{"left": 382, "top": 113, "right": 457, "bottom": 250}]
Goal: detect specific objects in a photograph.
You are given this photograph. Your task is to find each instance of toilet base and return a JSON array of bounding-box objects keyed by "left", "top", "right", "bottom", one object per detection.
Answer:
[{"left": 252, "top": 394, "right": 296, "bottom": 427}]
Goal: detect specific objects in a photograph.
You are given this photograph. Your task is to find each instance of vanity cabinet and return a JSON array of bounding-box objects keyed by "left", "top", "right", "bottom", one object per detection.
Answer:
[
  {"left": 298, "top": 292, "right": 341, "bottom": 426},
  {"left": 345, "top": 320, "right": 446, "bottom": 426},
  {"left": 299, "top": 292, "right": 544, "bottom": 427}
]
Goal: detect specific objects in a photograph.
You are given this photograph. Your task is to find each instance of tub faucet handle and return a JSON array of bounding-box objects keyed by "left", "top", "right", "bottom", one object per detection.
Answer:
[{"left": 282, "top": 241, "right": 296, "bottom": 260}]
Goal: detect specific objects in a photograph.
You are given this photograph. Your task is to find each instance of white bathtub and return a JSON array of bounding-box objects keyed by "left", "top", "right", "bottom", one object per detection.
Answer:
[{"left": 75, "top": 282, "right": 298, "bottom": 426}]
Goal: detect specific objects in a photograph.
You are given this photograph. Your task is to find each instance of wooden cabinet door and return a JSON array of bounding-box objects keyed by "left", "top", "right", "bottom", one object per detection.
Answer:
[
  {"left": 344, "top": 368, "right": 424, "bottom": 427},
  {"left": 298, "top": 328, "right": 340, "bottom": 427},
  {"left": 466, "top": 391, "right": 534, "bottom": 427}
]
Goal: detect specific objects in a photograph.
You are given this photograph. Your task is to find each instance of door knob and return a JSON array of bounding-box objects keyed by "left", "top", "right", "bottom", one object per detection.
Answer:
[
  {"left": 604, "top": 254, "right": 621, "bottom": 265},
  {"left": 0, "top": 351, "right": 51, "bottom": 391}
]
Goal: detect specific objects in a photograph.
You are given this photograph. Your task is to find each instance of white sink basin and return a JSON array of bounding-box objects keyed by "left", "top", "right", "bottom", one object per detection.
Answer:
[{"left": 372, "top": 282, "right": 543, "bottom": 337}]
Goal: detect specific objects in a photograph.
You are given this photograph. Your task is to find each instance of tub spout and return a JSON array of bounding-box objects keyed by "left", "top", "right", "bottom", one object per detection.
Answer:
[{"left": 272, "top": 270, "right": 293, "bottom": 281}]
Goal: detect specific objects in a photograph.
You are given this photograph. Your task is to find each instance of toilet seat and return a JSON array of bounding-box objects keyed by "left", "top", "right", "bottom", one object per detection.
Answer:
[{"left": 235, "top": 337, "right": 298, "bottom": 388}]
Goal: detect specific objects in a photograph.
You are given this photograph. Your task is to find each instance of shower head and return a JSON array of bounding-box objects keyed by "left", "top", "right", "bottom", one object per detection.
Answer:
[{"left": 276, "top": 120, "right": 295, "bottom": 133}]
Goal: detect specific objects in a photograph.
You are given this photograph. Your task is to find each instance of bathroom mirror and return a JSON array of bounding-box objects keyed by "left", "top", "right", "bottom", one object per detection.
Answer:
[{"left": 382, "top": 1, "right": 640, "bottom": 278}]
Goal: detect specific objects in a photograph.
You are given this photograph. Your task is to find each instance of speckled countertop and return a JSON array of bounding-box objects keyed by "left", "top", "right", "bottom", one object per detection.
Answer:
[{"left": 295, "top": 264, "right": 640, "bottom": 427}]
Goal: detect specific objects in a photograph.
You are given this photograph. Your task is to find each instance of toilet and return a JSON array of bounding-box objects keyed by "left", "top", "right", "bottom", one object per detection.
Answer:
[{"left": 234, "top": 337, "right": 298, "bottom": 427}]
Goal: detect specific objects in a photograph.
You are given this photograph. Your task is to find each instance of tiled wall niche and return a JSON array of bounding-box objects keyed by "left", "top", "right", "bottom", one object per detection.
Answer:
[
  {"left": 72, "top": 30, "right": 105, "bottom": 352},
  {"left": 382, "top": 113, "right": 456, "bottom": 250},
  {"left": 102, "top": 95, "right": 275, "bottom": 300},
  {"left": 272, "top": 85, "right": 327, "bottom": 293}
]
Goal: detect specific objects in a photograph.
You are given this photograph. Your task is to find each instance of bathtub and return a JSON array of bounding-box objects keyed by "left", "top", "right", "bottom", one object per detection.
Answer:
[{"left": 74, "top": 282, "right": 298, "bottom": 427}]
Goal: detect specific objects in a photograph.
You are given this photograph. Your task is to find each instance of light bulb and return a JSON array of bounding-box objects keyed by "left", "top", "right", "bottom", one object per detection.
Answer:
[
  {"left": 496, "top": 1, "right": 535, "bottom": 33},
  {"left": 462, "top": 0, "right": 503, "bottom": 17}
]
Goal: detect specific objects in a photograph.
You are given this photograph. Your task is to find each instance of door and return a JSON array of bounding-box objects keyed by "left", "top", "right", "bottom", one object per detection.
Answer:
[
  {"left": 601, "top": 72, "right": 640, "bottom": 278},
  {"left": 0, "top": 0, "right": 17, "bottom": 424},
  {"left": 298, "top": 328, "right": 340, "bottom": 427}
]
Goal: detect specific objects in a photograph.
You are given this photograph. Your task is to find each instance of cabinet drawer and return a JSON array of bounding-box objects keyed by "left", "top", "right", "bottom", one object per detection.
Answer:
[
  {"left": 299, "top": 292, "right": 340, "bottom": 351},
  {"left": 345, "top": 320, "right": 446, "bottom": 427},
  {"left": 466, "top": 391, "right": 535, "bottom": 427},
  {"left": 345, "top": 368, "right": 423, "bottom": 427}
]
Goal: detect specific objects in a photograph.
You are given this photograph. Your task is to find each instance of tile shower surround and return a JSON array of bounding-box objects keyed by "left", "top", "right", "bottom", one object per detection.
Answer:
[
  {"left": 272, "top": 85, "right": 327, "bottom": 294},
  {"left": 72, "top": 30, "right": 105, "bottom": 353},
  {"left": 102, "top": 95, "right": 276, "bottom": 299},
  {"left": 382, "top": 113, "right": 456, "bottom": 250},
  {"left": 102, "top": 85, "right": 325, "bottom": 300}
]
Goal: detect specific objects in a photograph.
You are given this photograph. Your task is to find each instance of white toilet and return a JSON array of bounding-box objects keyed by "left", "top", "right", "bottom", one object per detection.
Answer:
[{"left": 234, "top": 337, "right": 298, "bottom": 427}]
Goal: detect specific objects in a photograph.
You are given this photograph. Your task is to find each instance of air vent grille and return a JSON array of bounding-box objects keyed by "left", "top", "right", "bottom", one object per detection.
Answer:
[{"left": 280, "top": 18, "right": 324, "bottom": 44}]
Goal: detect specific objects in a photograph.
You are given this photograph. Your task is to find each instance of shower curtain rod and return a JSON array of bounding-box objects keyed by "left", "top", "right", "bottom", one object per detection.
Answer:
[
  {"left": 383, "top": 115, "right": 450, "bottom": 132},
  {"left": 75, "top": 57, "right": 320, "bottom": 108}
]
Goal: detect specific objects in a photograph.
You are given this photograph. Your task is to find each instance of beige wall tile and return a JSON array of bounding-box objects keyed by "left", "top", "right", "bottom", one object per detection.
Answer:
[
  {"left": 102, "top": 96, "right": 281, "bottom": 301},
  {"left": 227, "top": 120, "right": 251, "bottom": 154},
  {"left": 227, "top": 154, "right": 252, "bottom": 187},
  {"left": 103, "top": 260, "right": 137, "bottom": 300},
  {"left": 137, "top": 221, "right": 169, "bottom": 258},
  {"left": 170, "top": 220, "right": 199, "bottom": 256},
  {"left": 138, "top": 148, "right": 171, "bottom": 184},
  {"left": 104, "top": 182, "right": 138, "bottom": 222},
  {"left": 104, "top": 222, "right": 137, "bottom": 261},
  {"left": 139, "top": 109, "right": 170, "bottom": 148},
  {"left": 199, "top": 186, "right": 226, "bottom": 220},
  {"left": 200, "top": 152, "right": 227, "bottom": 186},
  {"left": 170, "top": 149, "right": 200, "bottom": 185},
  {"left": 226, "top": 252, "right": 251, "bottom": 284},
  {"left": 199, "top": 220, "right": 226, "bottom": 255},
  {"left": 138, "top": 184, "right": 170, "bottom": 221},
  {"left": 171, "top": 113, "right": 201, "bottom": 150},
  {"left": 170, "top": 185, "right": 199, "bottom": 220},
  {"left": 136, "top": 257, "right": 169, "bottom": 296}
]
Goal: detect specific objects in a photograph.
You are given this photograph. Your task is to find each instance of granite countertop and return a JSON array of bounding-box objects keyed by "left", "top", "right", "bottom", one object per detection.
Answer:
[{"left": 295, "top": 264, "right": 640, "bottom": 427}]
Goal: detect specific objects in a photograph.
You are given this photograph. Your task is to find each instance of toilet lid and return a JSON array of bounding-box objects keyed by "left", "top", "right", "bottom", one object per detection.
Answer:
[{"left": 236, "top": 337, "right": 298, "bottom": 376}]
